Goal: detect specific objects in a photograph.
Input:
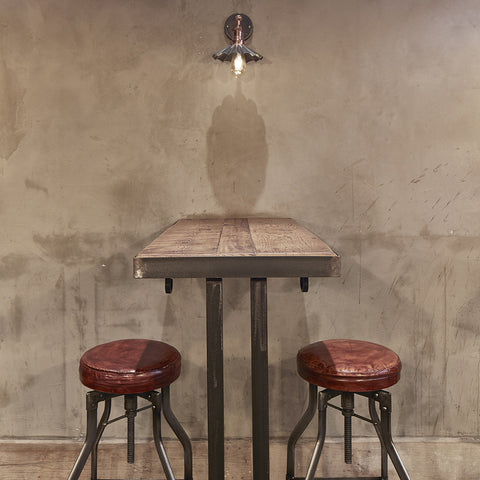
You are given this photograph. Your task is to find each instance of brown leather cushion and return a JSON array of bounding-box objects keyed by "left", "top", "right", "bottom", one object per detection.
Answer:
[
  {"left": 80, "top": 339, "right": 181, "bottom": 394},
  {"left": 297, "top": 339, "right": 401, "bottom": 392}
]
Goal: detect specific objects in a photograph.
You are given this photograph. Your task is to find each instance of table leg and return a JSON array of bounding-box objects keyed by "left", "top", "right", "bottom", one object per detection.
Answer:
[
  {"left": 206, "top": 278, "right": 224, "bottom": 480},
  {"left": 250, "top": 277, "right": 269, "bottom": 480}
]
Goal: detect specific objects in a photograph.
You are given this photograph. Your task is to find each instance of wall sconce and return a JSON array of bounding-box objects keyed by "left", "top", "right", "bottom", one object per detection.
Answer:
[{"left": 213, "top": 13, "right": 263, "bottom": 77}]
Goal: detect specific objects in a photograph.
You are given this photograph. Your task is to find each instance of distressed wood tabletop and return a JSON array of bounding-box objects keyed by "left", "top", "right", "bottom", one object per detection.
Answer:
[{"left": 134, "top": 218, "right": 340, "bottom": 278}]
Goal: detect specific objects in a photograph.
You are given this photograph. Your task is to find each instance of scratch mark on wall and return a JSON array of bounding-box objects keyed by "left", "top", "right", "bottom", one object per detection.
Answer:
[
  {"left": 410, "top": 171, "right": 426, "bottom": 184},
  {"left": 388, "top": 276, "right": 399, "bottom": 295},
  {"left": 432, "top": 163, "right": 448, "bottom": 173},
  {"left": 336, "top": 218, "right": 349, "bottom": 233},
  {"left": 346, "top": 158, "right": 365, "bottom": 169},
  {"left": 361, "top": 198, "right": 378, "bottom": 216},
  {"left": 443, "top": 192, "right": 460, "bottom": 209}
]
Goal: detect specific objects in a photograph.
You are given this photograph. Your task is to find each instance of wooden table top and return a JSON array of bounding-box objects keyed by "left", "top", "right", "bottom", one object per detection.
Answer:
[{"left": 134, "top": 218, "right": 340, "bottom": 279}]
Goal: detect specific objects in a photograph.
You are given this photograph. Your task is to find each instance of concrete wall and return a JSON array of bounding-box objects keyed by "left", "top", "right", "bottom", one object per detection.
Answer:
[{"left": 0, "top": 0, "right": 479, "bottom": 442}]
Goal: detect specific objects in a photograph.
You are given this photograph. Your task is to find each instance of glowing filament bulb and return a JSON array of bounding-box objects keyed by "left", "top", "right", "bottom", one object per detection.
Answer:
[{"left": 231, "top": 52, "right": 246, "bottom": 77}]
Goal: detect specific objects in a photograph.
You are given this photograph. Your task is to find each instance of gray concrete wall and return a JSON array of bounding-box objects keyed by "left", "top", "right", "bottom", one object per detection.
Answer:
[{"left": 0, "top": 0, "right": 479, "bottom": 441}]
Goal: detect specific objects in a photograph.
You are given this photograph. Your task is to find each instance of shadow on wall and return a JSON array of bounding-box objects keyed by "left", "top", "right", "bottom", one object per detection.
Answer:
[{"left": 206, "top": 82, "right": 268, "bottom": 214}]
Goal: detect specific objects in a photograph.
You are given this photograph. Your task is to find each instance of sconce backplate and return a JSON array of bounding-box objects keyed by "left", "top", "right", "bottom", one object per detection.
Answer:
[{"left": 224, "top": 13, "right": 253, "bottom": 42}]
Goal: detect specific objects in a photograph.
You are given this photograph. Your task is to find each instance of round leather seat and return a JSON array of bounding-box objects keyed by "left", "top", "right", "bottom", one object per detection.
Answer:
[
  {"left": 80, "top": 339, "right": 181, "bottom": 394},
  {"left": 297, "top": 339, "right": 401, "bottom": 392}
]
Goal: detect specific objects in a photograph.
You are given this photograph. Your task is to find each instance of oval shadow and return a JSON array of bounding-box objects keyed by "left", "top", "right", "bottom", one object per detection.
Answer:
[{"left": 207, "top": 83, "right": 268, "bottom": 214}]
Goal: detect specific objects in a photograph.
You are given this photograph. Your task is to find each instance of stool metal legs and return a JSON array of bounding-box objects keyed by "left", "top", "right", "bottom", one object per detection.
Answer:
[
  {"left": 151, "top": 390, "right": 175, "bottom": 480},
  {"left": 67, "top": 387, "right": 193, "bottom": 480},
  {"left": 91, "top": 394, "right": 112, "bottom": 480},
  {"left": 367, "top": 391, "right": 410, "bottom": 480},
  {"left": 68, "top": 391, "right": 109, "bottom": 480},
  {"left": 286, "top": 388, "right": 411, "bottom": 480},
  {"left": 304, "top": 390, "right": 329, "bottom": 480},
  {"left": 287, "top": 384, "right": 318, "bottom": 480},
  {"left": 156, "top": 387, "right": 193, "bottom": 480}
]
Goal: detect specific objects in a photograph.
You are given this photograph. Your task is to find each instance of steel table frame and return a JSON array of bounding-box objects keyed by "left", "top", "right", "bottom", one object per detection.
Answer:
[{"left": 134, "top": 218, "right": 340, "bottom": 480}]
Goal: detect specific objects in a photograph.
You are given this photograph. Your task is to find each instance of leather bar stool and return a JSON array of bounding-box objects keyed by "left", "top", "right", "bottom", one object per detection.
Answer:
[
  {"left": 286, "top": 339, "right": 410, "bottom": 480},
  {"left": 67, "top": 339, "right": 193, "bottom": 480}
]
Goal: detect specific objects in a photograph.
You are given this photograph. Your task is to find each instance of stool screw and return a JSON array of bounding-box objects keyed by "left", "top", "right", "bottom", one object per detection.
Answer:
[
  {"left": 124, "top": 395, "right": 138, "bottom": 464},
  {"left": 341, "top": 392, "right": 354, "bottom": 464}
]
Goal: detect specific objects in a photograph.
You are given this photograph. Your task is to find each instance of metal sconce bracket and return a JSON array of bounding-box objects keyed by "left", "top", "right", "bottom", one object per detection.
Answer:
[{"left": 224, "top": 13, "right": 253, "bottom": 42}]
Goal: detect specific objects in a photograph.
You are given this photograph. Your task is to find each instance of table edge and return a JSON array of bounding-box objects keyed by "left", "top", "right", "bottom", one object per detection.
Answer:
[{"left": 133, "top": 255, "right": 341, "bottom": 279}]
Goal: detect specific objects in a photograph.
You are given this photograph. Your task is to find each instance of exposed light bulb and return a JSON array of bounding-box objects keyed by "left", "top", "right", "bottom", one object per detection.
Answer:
[{"left": 231, "top": 52, "right": 246, "bottom": 77}]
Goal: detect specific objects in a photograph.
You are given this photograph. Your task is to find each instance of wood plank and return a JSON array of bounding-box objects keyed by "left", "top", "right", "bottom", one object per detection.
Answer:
[
  {"left": 139, "top": 218, "right": 224, "bottom": 257},
  {"left": 217, "top": 218, "right": 256, "bottom": 256},
  {"left": 248, "top": 218, "right": 337, "bottom": 256}
]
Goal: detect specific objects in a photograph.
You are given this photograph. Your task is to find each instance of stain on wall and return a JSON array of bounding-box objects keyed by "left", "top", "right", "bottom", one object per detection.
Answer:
[
  {"left": 33, "top": 233, "right": 105, "bottom": 266},
  {"left": 0, "top": 254, "right": 32, "bottom": 280},
  {"left": 0, "top": 50, "right": 26, "bottom": 160}
]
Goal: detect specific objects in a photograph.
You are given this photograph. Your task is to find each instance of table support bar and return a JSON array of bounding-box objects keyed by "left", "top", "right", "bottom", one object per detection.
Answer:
[
  {"left": 251, "top": 277, "right": 269, "bottom": 480},
  {"left": 206, "top": 278, "right": 224, "bottom": 480}
]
